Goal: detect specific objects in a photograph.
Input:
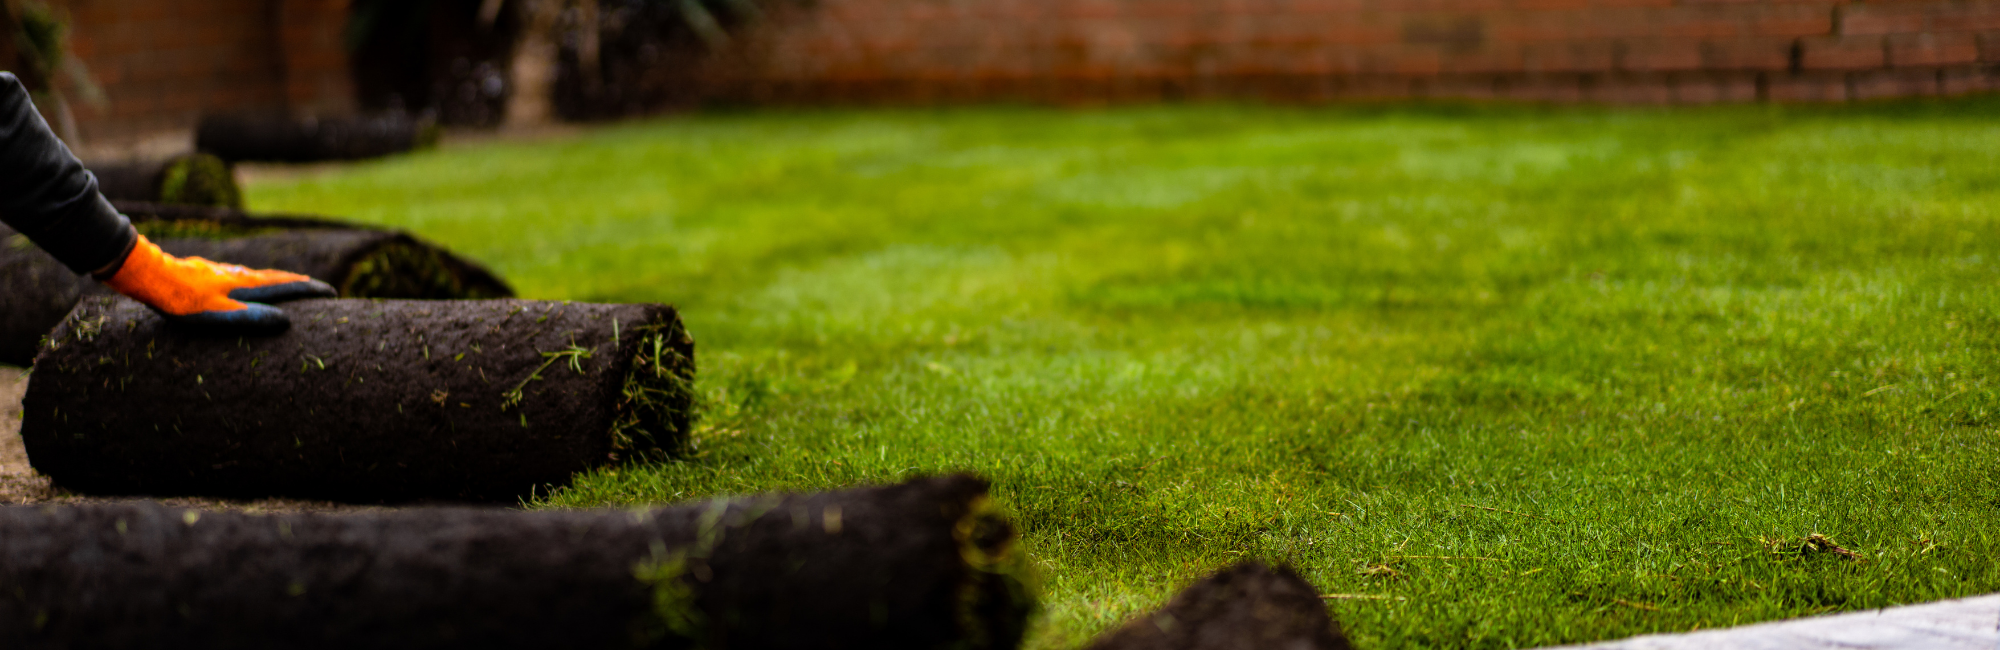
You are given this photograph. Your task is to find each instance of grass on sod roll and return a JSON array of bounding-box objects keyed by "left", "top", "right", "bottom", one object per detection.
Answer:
[{"left": 246, "top": 100, "right": 2000, "bottom": 649}]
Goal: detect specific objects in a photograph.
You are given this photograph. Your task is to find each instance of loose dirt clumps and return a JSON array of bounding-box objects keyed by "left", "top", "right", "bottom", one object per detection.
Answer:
[{"left": 0, "top": 367, "right": 53, "bottom": 503}]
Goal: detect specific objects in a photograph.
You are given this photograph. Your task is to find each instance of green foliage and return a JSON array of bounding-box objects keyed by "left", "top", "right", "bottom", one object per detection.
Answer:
[
  {"left": 6, "top": 1, "right": 101, "bottom": 107},
  {"left": 249, "top": 99, "right": 2000, "bottom": 649},
  {"left": 611, "top": 324, "right": 697, "bottom": 459},
  {"left": 12, "top": 1, "right": 65, "bottom": 74}
]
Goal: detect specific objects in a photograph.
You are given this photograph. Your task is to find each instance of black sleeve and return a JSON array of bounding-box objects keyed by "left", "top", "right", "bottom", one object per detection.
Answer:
[{"left": 0, "top": 72, "right": 134, "bottom": 275}]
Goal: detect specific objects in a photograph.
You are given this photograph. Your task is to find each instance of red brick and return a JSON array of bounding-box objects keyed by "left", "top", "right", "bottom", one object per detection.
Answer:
[
  {"left": 1331, "top": 76, "right": 1412, "bottom": 100},
  {"left": 1748, "top": 5, "right": 1836, "bottom": 38},
  {"left": 1363, "top": 47, "right": 1443, "bottom": 75},
  {"left": 1524, "top": 40, "right": 1616, "bottom": 72},
  {"left": 1932, "top": 2, "right": 2000, "bottom": 33},
  {"left": 1499, "top": 77, "right": 1584, "bottom": 103},
  {"left": 1766, "top": 73, "right": 1848, "bottom": 102},
  {"left": 1621, "top": 39, "right": 1704, "bottom": 71},
  {"left": 1886, "top": 33, "right": 1979, "bottom": 67},
  {"left": 1671, "top": 74, "right": 1758, "bottom": 104},
  {"left": 1940, "top": 65, "right": 1995, "bottom": 94},
  {"left": 1978, "top": 32, "right": 2000, "bottom": 62},
  {"left": 1411, "top": 76, "right": 1499, "bottom": 100},
  {"left": 1590, "top": 77, "right": 1674, "bottom": 104},
  {"left": 1849, "top": 68, "right": 1939, "bottom": 99},
  {"left": 1440, "top": 44, "right": 1525, "bottom": 74},
  {"left": 1562, "top": 9, "right": 1665, "bottom": 41},
  {"left": 1669, "top": 77, "right": 1725, "bottom": 104},
  {"left": 1704, "top": 38, "right": 1792, "bottom": 70},
  {"left": 1281, "top": 0, "right": 1370, "bottom": 16},
  {"left": 1840, "top": 5, "right": 1928, "bottom": 36},
  {"left": 1486, "top": 12, "right": 1570, "bottom": 42},
  {"left": 1515, "top": 0, "right": 1595, "bottom": 10},
  {"left": 1799, "top": 36, "right": 1884, "bottom": 70},
  {"left": 1655, "top": 7, "right": 1750, "bottom": 40}
]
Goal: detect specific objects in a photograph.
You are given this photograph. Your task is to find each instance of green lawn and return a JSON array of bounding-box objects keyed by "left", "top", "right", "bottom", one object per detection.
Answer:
[{"left": 248, "top": 101, "right": 2000, "bottom": 649}]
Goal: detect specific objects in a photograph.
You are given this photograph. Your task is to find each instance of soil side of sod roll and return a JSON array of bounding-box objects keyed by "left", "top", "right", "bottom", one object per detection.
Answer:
[
  {"left": 21, "top": 297, "right": 694, "bottom": 502},
  {"left": 0, "top": 475, "right": 1034, "bottom": 650},
  {"left": 1084, "top": 561, "right": 1353, "bottom": 650},
  {"left": 196, "top": 112, "right": 439, "bottom": 163},
  {"left": 0, "top": 205, "right": 512, "bottom": 367},
  {"left": 0, "top": 226, "right": 90, "bottom": 367}
]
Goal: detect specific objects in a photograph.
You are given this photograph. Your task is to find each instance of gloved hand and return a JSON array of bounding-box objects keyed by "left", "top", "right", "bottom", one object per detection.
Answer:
[{"left": 101, "top": 234, "right": 336, "bottom": 333}]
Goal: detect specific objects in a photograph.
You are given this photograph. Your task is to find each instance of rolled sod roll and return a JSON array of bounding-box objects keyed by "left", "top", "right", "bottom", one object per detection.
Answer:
[
  {"left": 0, "top": 205, "right": 512, "bottom": 367},
  {"left": 114, "top": 201, "right": 515, "bottom": 300},
  {"left": 0, "top": 227, "right": 89, "bottom": 367},
  {"left": 0, "top": 475, "right": 1034, "bottom": 650},
  {"left": 89, "top": 153, "right": 243, "bottom": 208},
  {"left": 21, "top": 296, "right": 694, "bottom": 502},
  {"left": 196, "top": 112, "right": 439, "bottom": 163},
  {"left": 1084, "top": 561, "right": 1353, "bottom": 650}
]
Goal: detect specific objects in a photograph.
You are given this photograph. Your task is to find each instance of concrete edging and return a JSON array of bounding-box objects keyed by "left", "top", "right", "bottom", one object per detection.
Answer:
[{"left": 1546, "top": 594, "right": 2000, "bottom": 650}]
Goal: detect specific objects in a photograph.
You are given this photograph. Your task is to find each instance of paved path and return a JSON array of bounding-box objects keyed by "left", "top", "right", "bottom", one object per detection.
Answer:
[{"left": 1549, "top": 594, "right": 2000, "bottom": 650}]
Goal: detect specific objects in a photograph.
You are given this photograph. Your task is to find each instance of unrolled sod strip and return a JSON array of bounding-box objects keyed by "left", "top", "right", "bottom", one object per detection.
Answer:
[
  {"left": 0, "top": 205, "right": 512, "bottom": 366},
  {"left": 21, "top": 296, "right": 693, "bottom": 502},
  {"left": 0, "top": 475, "right": 1034, "bottom": 650}
]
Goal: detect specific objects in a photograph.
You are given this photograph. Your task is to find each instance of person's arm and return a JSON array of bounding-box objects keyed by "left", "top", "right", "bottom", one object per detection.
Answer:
[
  {"left": 0, "top": 71, "right": 134, "bottom": 276},
  {"left": 0, "top": 72, "right": 334, "bottom": 333}
]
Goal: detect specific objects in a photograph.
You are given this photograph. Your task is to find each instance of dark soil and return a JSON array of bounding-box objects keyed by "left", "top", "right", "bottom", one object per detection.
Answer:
[
  {"left": 5, "top": 367, "right": 375, "bottom": 512},
  {"left": 0, "top": 475, "right": 1031, "bottom": 650},
  {"left": 0, "top": 226, "right": 88, "bottom": 366},
  {"left": 1084, "top": 561, "right": 1353, "bottom": 650},
  {"left": 197, "top": 112, "right": 438, "bottom": 163},
  {"left": 0, "top": 206, "right": 512, "bottom": 367},
  {"left": 22, "top": 297, "right": 694, "bottom": 503}
]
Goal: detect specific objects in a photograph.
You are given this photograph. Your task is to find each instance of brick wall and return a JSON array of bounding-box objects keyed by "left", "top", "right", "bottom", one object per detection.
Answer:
[
  {"left": 27, "top": 0, "right": 353, "bottom": 148},
  {"left": 692, "top": 0, "right": 2000, "bottom": 105},
  {"left": 16, "top": 0, "right": 2000, "bottom": 149}
]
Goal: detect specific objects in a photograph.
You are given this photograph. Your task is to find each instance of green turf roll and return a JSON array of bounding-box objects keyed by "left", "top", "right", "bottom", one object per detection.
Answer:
[
  {"left": 196, "top": 112, "right": 439, "bottom": 163},
  {"left": 0, "top": 204, "right": 512, "bottom": 367},
  {"left": 89, "top": 153, "right": 243, "bottom": 208},
  {"left": 1083, "top": 561, "right": 1353, "bottom": 650},
  {"left": 0, "top": 475, "right": 1033, "bottom": 650},
  {"left": 21, "top": 296, "right": 694, "bottom": 502}
]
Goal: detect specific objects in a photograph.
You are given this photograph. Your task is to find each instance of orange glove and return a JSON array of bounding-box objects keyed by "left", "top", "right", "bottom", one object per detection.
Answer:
[{"left": 101, "top": 234, "right": 336, "bottom": 333}]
